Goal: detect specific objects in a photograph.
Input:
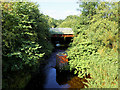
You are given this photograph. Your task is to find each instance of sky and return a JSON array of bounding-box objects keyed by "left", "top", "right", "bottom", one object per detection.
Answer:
[
  {"left": 30, "top": 0, "right": 119, "bottom": 20},
  {"left": 30, "top": 0, "right": 80, "bottom": 20}
]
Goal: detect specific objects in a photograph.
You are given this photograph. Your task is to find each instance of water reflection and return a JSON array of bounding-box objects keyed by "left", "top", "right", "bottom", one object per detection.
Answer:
[
  {"left": 44, "top": 68, "right": 61, "bottom": 88},
  {"left": 44, "top": 67, "right": 89, "bottom": 89},
  {"left": 56, "top": 69, "right": 90, "bottom": 89},
  {"left": 43, "top": 67, "right": 71, "bottom": 88},
  {"left": 68, "top": 76, "right": 89, "bottom": 88},
  {"left": 56, "top": 69, "right": 73, "bottom": 85},
  {"left": 25, "top": 49, "right": 90, "bottom": 89}
]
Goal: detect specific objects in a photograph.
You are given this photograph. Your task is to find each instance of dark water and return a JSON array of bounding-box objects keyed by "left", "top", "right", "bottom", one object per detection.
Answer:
[
  {"left": 43, "top": 49, "right": 71, "bottom": 88},
  {"left": 25, "top": 49, "right": 70, "bottom": 89},
  {"left": 25, "top": 49, "right": 88, "bottom": 89}
]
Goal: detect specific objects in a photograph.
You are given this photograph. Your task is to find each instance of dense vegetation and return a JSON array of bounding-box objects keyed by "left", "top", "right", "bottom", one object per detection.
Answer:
[
  {"left": 2, "top": 2, "right": 53, "bottom": 88},
  {"left": 66, "top": 2, "right": 119, "bottom": 88},
  {"left": 45, "top": 15, "right": 63, "bottom": 28},
  {"left": 58, "top": 15, "right": 80, "bottom": 28},
  {"left": 2, "top": 1, "right": 119, "bottom": 89}
]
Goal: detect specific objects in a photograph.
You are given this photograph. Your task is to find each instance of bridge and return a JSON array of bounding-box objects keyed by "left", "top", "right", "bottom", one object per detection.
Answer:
[
  {"left": 50, "top": 28, "right": 74, "bottom": 37},
  {"left": 49, "top": 28, "right": 74, "bottom": 47}
]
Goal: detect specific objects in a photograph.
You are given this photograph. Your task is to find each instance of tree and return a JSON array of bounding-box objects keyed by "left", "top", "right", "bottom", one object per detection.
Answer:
[
  {"left": 2, "top": 2, "right": 53, "bottom": 88},
  {"left": 44, "top": 15, "right": 63, "bottom": 28},
  {"left": 58, "top": 15, "right": 80, "bottom": 28},
  {"left": 67, "top": 2, "right": 118, "bottom": 88}
]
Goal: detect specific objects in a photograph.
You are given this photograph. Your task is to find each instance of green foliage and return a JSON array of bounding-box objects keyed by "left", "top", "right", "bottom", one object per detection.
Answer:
[
  {"left": 78, "top": 2, "right": 98, "bottom": 17},
  {"left": 45, "top": 15, "right": 63, "bottom": 28},
  {"left": 2, "top": 2, "right": 53, "bottom": 88},
  {"left": 58, "top": 15, "right": 80, "bottom": 28},
  {"left": 2, "top": 71, "right": 31, "bottom": 88},
  {"left": 67, "top": 2, "right": 118, "bottom": 88}
]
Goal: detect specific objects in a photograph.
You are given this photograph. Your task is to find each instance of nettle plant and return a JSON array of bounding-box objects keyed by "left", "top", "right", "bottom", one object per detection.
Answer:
[{"left": 67, "top": 2, "right": 118, "bottom": 88}]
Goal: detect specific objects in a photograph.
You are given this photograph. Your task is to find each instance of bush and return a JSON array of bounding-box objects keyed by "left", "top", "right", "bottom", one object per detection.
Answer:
[{"left": 67, "top": 2, "right": 119, "bottom": 88}]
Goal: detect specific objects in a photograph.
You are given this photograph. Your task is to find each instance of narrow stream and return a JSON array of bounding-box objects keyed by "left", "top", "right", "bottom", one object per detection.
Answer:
[
  {"left": 43, "top": 49, "right": 71, "bottom": 88},
  {"left": 25, "top": 49, "right": 88, "bottom": 89}
]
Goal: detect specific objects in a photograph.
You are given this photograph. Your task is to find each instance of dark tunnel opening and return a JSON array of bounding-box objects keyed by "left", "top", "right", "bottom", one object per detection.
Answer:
[{"left": 51, "top": 36, "right": 73, "bottom": 49}]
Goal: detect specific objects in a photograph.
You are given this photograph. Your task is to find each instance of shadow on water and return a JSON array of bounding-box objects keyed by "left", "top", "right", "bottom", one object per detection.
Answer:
[
  {"left": 24, "top": 67, "right": 47, "bottom": 90},
  {"left": 25, "top": 49, "right": 68, "bottom": 89},
  {"left": 25, "top": 49, "right": 90, "bottom": 89},
  {"left": 43, "top": 49, "right": 72, "bottom": 88},
  {"left": 43, "top": 67, "right": 71, "bottom": 88}
]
